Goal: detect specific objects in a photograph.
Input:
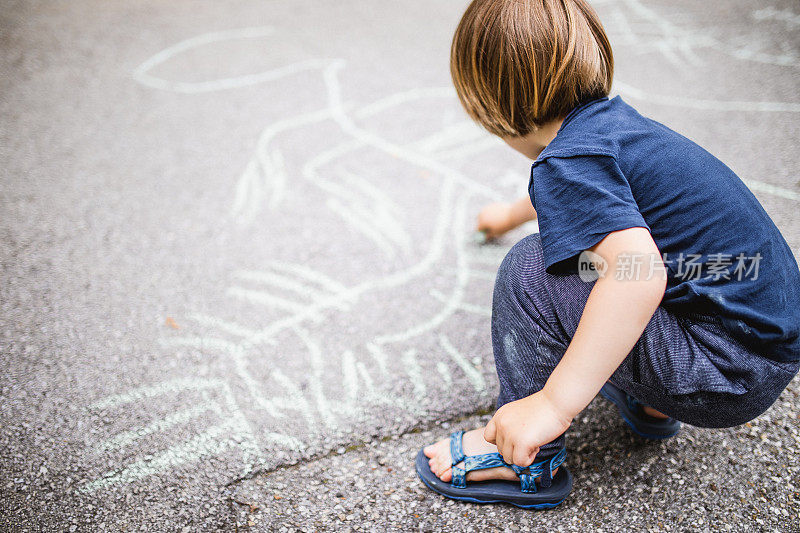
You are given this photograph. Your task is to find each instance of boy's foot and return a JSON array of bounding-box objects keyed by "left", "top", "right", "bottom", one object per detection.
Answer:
[
  {"left": 416, "top": 427, "right": 572, "bottom": 509},
  {"left": 423, "top": 427, "right": 557, "bottom": 484},
  {"left": 641, "top": 405, "right": 670, "bottom": 419},
  {"left": 599, "top": 382, "right": 681, "bottom": 439}
]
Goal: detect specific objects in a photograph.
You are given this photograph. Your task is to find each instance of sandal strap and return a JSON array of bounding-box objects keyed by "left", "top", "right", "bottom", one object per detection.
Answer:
[
  {"left": 510, "top": 448, "right": 567, "bottom": 493},
  {"left": 464, "top": 452, "right": 507, "bottom": 472},
  {"left": 447, "top": 431, "right": 567, "bottom": 493},
  {"left": 451, "top": 452, "right": 507, "bottom": 489},
  {"left": 626, "top": 394, "right": 642, "bottom": 413},
  {"left": 449, "top": 431, "right": 467, "bottom": 488},
  {"left": 449, "top": 431, "right": 466, "bottom": 465},
  {"left": 451, "top": 464, "right": 467, "bottom": 488},
  {"left": 449, "top": 431, "right": 508, "bottom": 489}
]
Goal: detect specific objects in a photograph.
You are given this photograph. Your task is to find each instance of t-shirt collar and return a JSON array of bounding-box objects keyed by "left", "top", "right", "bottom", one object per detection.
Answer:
[
  {"left": 533, "top": 96, "right": 611, "bottom": 165},
  {"left": 558, "top": 96, "right": 609, "bottom": 132}
]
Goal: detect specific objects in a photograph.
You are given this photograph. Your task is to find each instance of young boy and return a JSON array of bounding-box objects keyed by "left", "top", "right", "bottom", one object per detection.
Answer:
[{"left": 415, "top": 0, "right": 800, "bottom": 508}]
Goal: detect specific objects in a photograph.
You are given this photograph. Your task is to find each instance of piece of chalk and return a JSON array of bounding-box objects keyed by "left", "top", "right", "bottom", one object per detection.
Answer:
[{"left": 473, "top": 230, "right": 488, "bottom": 245}]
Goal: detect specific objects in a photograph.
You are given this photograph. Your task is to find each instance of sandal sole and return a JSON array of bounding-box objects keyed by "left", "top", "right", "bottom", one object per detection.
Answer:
[{"left": 415, "top": 449, "right": 572, "bottom": 509}]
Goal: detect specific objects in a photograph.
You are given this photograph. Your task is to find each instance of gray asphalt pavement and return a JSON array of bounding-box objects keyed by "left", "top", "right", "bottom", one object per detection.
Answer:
[{"left": 1, "top": 0, "right": 799, "bottom": 531}]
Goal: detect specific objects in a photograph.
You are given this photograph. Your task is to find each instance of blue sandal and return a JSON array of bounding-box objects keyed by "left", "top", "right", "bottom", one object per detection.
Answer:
[
  {"left": 599, "top": 382, "right": 681, "bottom": 439},
  {"left": 415, "top": 431, "right": 572, "bottom": 509}
]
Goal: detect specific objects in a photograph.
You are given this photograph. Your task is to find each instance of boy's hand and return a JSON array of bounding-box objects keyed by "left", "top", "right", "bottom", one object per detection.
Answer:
[
  {"left": 476, "top": 197, "right": 537, "bottom": 240},
  {"left": 483, "top": 390, "right": 572, "bottom": 467},
  {"left": 476, "top": 202, "right": 515, "bottom": 240}
]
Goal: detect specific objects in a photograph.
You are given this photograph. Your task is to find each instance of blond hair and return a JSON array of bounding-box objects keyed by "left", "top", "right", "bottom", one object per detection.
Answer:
[{"left": 450, "top": 0, "right": 614, "bottom": 137}]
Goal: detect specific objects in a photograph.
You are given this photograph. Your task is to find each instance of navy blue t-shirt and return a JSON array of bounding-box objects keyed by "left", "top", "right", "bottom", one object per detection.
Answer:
[{"left": 529, "top": 96, "right": 800, "bottom": 362}]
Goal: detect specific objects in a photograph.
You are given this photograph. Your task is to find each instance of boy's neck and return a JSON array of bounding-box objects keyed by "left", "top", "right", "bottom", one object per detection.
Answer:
[{"left": 502, "top": 118, "right": 564, "bottom": 160}]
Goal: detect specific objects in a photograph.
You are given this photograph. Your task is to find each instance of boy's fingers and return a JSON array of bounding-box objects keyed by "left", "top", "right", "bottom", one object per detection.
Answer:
[
  {"left": 493, "top": 430, "right": 508, "bottom": 462},
  {"left": 502, "top": 443, "right": 514, "bottom": 465},
  {"left": 483, "top": 419, "right": 497, "bottom": 444},
  {"left": 513, "top": 449, "right": 529, "bottom": 467},
  {"left": 530, "top": 446, "right": 540, "bottom": 464},
  {"left": 496, "top": 433, "right": 507, "bottom": 460},
  {"left": 514, "top": 446, "right": 538, "bottom": 468}
]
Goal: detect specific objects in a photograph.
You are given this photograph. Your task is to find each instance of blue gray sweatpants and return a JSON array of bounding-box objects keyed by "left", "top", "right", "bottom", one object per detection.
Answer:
[{"left": 491, "top": 234, "right": 799, "bottom": 452}]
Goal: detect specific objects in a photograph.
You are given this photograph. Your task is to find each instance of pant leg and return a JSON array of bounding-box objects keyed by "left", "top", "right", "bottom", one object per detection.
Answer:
[
  {"left": 491, "top": 233, "right": 592, "bottom": 453},
  {"left": 613, "top": 316, "right": 799, "bottom": 428},
  {"left": 490, "top": 233, "right": 799, "bottom": 436}
]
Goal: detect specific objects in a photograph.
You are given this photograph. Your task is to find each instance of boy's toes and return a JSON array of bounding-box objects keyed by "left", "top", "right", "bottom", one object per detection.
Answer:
[
  {"left": 431, "top": 456, "right": 447, "bottom": 475},
  {"left": 423, "top": 437, "right": 456, "bottom": 479},
  {"left": 431, "top": 460, "right": 452, "bottom": 480}
]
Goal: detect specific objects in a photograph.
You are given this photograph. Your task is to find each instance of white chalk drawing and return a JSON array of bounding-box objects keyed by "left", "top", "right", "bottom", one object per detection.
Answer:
[
  {"left": 753, "top": 7, "right": 800, "bottom": 28},
  {"left": 85, "top": 1, "right": 800, "bottom": 492},
  {"left": 133, "top": 26, "right": 329, "bottom": 93},
  {"left": 86, "top": 34, "right": 503, "bottom": 493},
  {"left": 613, "top": 81, "right": 800, "bottom": 114},
  {"left": 602, "top": 1, "right": 800, "bottom": 114},
  {"left": 606, "top": 0, "right": 800, "bottom": 69},
  {"left": 84, "top": 378, "right": 264, "bottom": 493}
]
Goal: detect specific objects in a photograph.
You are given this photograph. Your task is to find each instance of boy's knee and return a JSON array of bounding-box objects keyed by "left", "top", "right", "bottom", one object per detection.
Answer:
[
  {"left": 493, "top": 233, "right": 548, "bottom": 316},
  {"left": 496, "top": 234, "right": 545, "bottom": 285},
  {"left": 508, "top": 232, "right": 544, "bottom": 258}
]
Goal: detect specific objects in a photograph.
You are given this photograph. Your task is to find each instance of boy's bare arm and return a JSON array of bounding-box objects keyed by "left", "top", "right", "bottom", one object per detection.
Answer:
[
  {"left": 485, "top": 227, "right": 666, "bottom": 466},
  {"left": 509, "top": 196, "right": 537, "bottom": 227},
  {"left": 543, "top": 227, "right": 666, "bottom": 417},
  {"left": 477, "top": 196, "right": 537, "bottom": 239}
]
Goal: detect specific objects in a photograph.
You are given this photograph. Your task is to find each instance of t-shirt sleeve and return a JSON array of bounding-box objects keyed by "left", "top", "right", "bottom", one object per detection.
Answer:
[{"left": 530, "top": 154, "right": 649, "bottom": 275}]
